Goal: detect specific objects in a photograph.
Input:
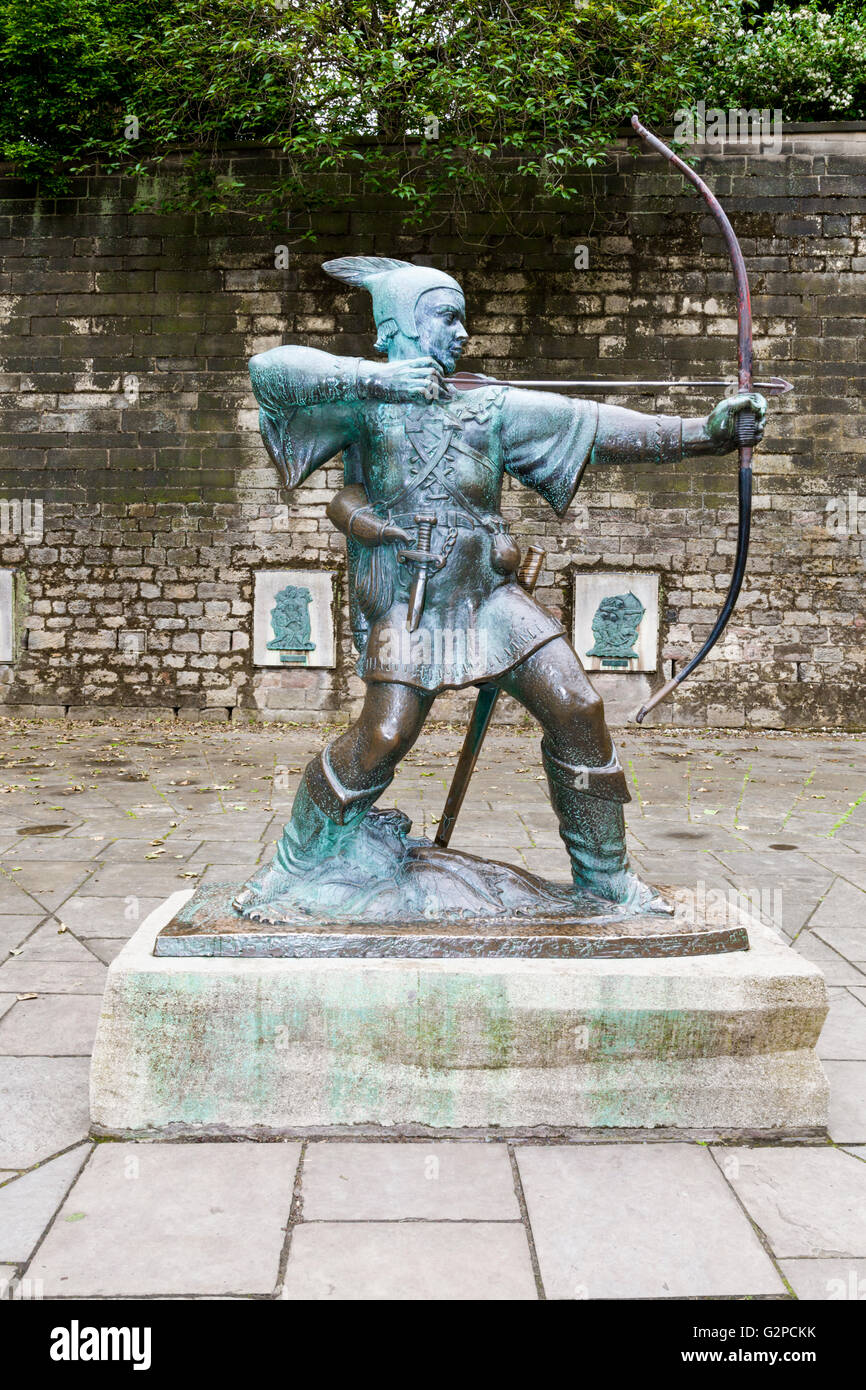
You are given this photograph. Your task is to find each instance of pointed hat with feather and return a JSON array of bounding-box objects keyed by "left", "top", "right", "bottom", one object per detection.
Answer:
[{"left": 322, "top": 256, "right": 463, "bottom": 340}]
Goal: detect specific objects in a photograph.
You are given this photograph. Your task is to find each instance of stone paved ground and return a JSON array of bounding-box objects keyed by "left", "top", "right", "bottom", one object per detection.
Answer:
[{"left": 0, "top": 715, "right": 864, "bottom": 1301}]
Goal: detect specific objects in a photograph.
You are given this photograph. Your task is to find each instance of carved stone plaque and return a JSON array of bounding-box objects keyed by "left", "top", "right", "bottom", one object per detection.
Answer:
[
  {"left": 573, "top": 571, "right": 659, "bottom": 674},
  {"left": 253, "top": 569, "right": 336, "bottom": 668}
]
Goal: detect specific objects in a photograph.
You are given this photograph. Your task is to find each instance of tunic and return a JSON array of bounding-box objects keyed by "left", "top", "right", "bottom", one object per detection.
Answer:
[{"left": 250, "top": 347, "right": 601, "bottom": 692}]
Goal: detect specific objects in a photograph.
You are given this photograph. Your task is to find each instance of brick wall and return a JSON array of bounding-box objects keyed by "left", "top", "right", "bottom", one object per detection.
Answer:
[{"left": 0, "top": 129, "right": 864, "bottom": 728}]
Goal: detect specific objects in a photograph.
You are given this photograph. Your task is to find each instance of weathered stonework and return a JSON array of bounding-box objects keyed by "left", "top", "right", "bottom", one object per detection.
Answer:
[
  {"left": 0, "top": 128, "right": 864, "bottom": 727},
  {"left": 89, "top": 891, "right": 830, "bottom": 1136}
]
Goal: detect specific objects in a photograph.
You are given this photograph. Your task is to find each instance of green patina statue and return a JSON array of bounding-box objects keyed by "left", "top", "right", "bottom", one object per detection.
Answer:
[{"left": 233, "top": 256, "right": 766, "bottom": 927}]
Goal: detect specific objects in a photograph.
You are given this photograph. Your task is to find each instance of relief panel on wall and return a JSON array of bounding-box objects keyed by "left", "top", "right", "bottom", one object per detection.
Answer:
[
  {"left": 573, "top": 571, "right": 659, "bottom": 674},
  {"left": 253, "top": 570, "right": 336, "bottom": 669}
]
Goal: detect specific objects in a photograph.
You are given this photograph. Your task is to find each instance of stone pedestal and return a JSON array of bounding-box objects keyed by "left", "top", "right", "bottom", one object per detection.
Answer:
[{"left": 90, "top": 891, "right": 830, "bottom": 1139}]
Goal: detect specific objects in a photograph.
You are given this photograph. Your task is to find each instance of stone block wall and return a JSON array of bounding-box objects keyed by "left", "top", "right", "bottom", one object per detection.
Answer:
[{"left": 0, "top": 128, "right": 864, "bottom": 728}]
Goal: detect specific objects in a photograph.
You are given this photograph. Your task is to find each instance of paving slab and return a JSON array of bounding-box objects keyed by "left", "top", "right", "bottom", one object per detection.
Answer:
[
  {"left": 822, "top": 1062, "right": 866, "bottom": 1144},
  {"left": 165, "top": 818, "right": 274, "bottom": 841},
  {"left": 779, "top": 1258, "right": 866, "bottom": 1300},
  {"left": 54, "top": 895, "right": 165, "bottom": 938},
  {"left": 280, "top": 1221, "right": 536, "bottom": 1301},
  {"left": 817, "top": 989, "right": 866, "bottom": 1060},
  {"left": 0, "top": 883, "right": 42, "bottom": 915},
  {"left": 28, "top": 1141, "right": 300, "bottom": 1297},
  {"left": 0, "top": 1145, "right": 89, "bottom": 1262},
  {"left": 0, "top": 918, "right": 47, "bottom": 962},
  {"left": 300, "top": 1142, "right": 520, "bottom": 1221},
  {"left": 2, "top": 863, "right": 93, "bottom": 911},
  {"left": 712, "top": 1146, "right": 866, "bottom": 1258},
  {"left": 194, "top": 864, "right": 259, "bottom": 888},
  {"left": 84, "top": 862, "right": 206, "bottom": 897},
  {"left": 0, "top": 994, "right": 103, "bottom": 1055},
  {"left": 80, "top": 938, "right": 124, "bottom": 965},
  {"left": 808, "top": 879, "right": 866, "bottom": 929},
  {"left": 91, "top": 839, "right": 199, "bottom": 862},
  {"left": 516, "top": 1143, "right": 784, "bottom": 1299},
  {"left": 186, "top": 843, "right": 267, "bottom": 866},
  {"left": 0, "top": 840, "right": 106, "bottom": 863},
  {"left": 791, "top": 931, "right": 866, "bottom": 985},
  {"left": 813, "top": 927, "right": 866, "bottom": 965},
  {"left": 8, "top": 922, "right": 97, "bottom": 962},
  {"left": 0, "top": 1058, "right": 90, "bottom": 1167},
  {"left": 0, "top": 960, "right": 107, "bottom": 995},
  {"left": 820, "top": 860, "right": 866, "bottom": 893},
  {"left": 65, "top": 821, "right": 172, "bottom": 841}
]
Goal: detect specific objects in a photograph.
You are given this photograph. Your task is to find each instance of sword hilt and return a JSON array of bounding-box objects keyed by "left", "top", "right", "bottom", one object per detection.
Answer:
[
  {"left": 413, "top": 514, "right": 436, "bottom": 554},
  {"left": 397, "top": 515, "right": 442, "bottom": 571}
]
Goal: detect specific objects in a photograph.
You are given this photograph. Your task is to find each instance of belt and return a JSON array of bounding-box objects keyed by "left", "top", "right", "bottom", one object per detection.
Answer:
[{"left": 388, "top": 509, "right": 503, "bottom": 534}]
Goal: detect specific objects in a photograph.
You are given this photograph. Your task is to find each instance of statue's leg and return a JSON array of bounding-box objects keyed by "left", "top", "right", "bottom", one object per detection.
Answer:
[
  {"left": 501, "top": 636, "right": 670, "bottom": 914},
  {"left": 233, "top": 681, "right": 433, "bottom": 909}
]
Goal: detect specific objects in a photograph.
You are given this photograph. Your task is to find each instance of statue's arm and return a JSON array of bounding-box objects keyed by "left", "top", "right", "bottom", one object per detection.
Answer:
[
  {"left": 590, "top": 399, "right": 765, "bottom": 465},
  {"left": 249, "top": 344, "right": 448, "bottom": 488},
  {"left": 501, "top": 389, "right": 766, "bottom": 516},
  {"left": 250, "top": 345, "right": 367, "bottom": 410},
  {"left": 249, "top": 344, "right": 446, "bottom": 409},
  {"left": 326, "top": 485, "right": 410, "bottom": 548},
  {"left": 249, "top": 346, "right": 361, "bottom": 488},
  {"left": 589, "top": 404, "right": 708, "bottom": 465}
]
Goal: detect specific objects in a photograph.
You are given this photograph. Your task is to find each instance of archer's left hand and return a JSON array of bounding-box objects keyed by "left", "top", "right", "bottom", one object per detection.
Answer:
[{"left": 705, "top": 391, "right": 768, "bottom": 452}]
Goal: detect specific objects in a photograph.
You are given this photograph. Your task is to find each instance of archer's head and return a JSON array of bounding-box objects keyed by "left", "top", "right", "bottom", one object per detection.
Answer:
[{"left": 323, "top": 256, "right": 468, "bottom": 373}]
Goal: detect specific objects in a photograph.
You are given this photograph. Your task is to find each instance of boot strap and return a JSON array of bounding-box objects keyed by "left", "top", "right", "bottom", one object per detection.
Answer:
[
  {"left": 304, "top": 746, "right": 393, "bottom": 825},
  {"left": 541, "top": 738, "right": 631, "bottom": 804}
]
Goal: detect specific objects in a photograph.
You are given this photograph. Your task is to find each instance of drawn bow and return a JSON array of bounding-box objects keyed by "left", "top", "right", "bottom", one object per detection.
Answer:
[
  {"left": 451, "top": 117, "right": 767, "bottom": 723},
  {"left": 436, "top": 116, "right": 768, "bottom": 851},
  {"left": 629, "top": 114, "right": 759, "bottom": 722}
]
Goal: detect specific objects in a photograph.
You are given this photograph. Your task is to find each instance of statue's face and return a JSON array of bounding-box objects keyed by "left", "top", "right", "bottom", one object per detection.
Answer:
[{"left": 413, "top": 288, "right": 468, "bottom": 374}]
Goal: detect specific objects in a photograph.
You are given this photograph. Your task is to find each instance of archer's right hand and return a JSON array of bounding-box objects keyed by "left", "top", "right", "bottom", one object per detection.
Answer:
[
  {"left": 360, "top": 357, "right": 445, "bottom": 404},
  {"left": 326, "top": 484, "right": 411, "bottom": 548}
]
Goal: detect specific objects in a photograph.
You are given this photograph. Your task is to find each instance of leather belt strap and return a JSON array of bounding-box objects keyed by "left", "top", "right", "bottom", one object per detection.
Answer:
[{"left": 389, "top": 509, "right": 501, "bottom": 533}]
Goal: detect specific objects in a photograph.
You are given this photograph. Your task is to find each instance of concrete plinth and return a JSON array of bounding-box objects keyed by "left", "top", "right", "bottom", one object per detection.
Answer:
[{"left": 90, "top": 892, "right": 830, "bottom": 1138}]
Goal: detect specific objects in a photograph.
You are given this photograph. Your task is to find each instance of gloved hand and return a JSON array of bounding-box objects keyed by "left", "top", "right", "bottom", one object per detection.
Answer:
[
  {"left": 359, "top": 357, "right": 445, "bottom": 404},
  {"left": 326, "top": 484, "right": 410, "bottom": 547},
  {"left": 705, "top": 391, "right": 767, "bottom": 452}
]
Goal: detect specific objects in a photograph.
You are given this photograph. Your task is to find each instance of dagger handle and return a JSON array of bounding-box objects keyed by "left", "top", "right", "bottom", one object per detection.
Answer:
[{"left": 413, "top": 514, "right": 437, "bottom": 554}]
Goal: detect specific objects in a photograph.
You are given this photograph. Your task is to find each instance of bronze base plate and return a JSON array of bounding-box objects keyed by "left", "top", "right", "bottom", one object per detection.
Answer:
[{"left": 154, "top": 884, "right": 749, "bottom": 960}]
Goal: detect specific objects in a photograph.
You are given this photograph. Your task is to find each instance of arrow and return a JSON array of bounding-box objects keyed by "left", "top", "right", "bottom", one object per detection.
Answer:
[{"left": 446, "top": 373, "right": 793, "bottom": 396}]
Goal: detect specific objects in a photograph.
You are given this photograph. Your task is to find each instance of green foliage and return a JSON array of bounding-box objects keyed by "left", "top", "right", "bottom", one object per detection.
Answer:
[
  {"left": 0, "top": 0, "right": 160, "bottom": 184},
  {"left": 705, "top": 1, "right": 866, "bottom": 119},
  {"left": 1, "top": 0, "right": 864, "bottom": 231}
]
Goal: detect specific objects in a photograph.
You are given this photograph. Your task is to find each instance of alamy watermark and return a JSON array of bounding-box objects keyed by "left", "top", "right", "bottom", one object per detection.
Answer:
[
  {"left": 1, "top": 1276, "right": 43, "bottom": 1300},
  {"left": 674, "top": 879, "right": 783, "bottom": 930},
  {"left": 374, "top": 624, "right": 490, "bottom": 674},
  {"left": 825, "top": 490, "right": 865, "bottom": 535},
  {"left": 0, "top": 497, "right": 44, "bottom": 543},
  {"left": 673, "top": 102, "right": 783, "bottom": 156},
  {"left": 119, "top": 630, "right": 147, "bottom": 661},
  {"left": 49, "top": 1322, "right": 152, "bottom": 1370}
]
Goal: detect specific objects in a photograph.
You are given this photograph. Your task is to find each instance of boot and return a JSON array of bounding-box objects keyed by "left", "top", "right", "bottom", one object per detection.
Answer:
[
  {"left": 542, "top": 738, "right": 671, "bottom": 914},
  {"left": 232, "top": 747, "right": 392, "bottom": 910}
]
